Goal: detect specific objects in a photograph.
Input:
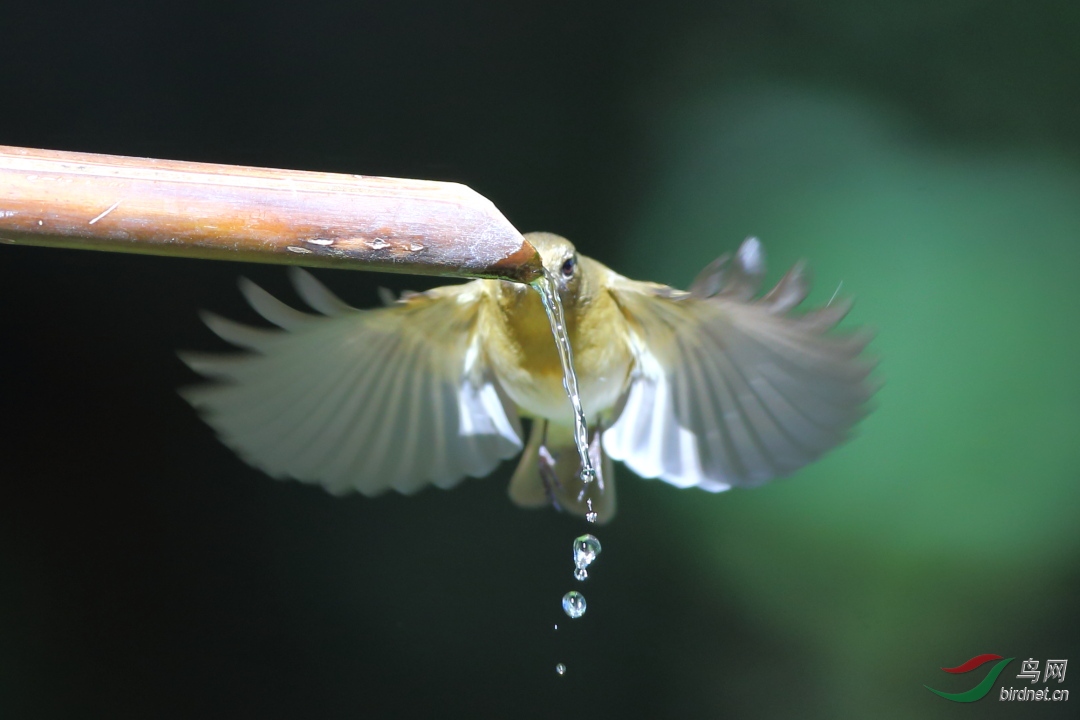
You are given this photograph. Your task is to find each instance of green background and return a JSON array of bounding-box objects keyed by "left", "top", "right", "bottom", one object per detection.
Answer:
[{"left": 1, "top": 1, "right": 1077, "bottom": 717}]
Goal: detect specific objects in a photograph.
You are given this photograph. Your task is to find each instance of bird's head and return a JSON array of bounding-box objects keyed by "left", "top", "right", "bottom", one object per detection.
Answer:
[{"left": 526, "top": 232, "right": 580, "bottom": 294}]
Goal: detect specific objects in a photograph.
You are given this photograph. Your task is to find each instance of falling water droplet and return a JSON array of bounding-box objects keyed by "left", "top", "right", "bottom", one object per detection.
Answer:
[
  {"left": 585, "top": 499, "right": 598, "bottom": 523},
  {"left": 573, "top": 534, "right": 601, "bottom": 569},
  {"left": 556, "top": 663, "right": 567, "bottom": 676},
  {"left": 562, "top": 591, "right": 587, "bottom": 618}
]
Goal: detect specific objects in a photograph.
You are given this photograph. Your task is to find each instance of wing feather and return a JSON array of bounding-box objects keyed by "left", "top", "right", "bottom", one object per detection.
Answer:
[
  {"left": 181, "top": 272, "right": 522, "bottom": 496},
  {"left": 238, "top": 277, "right": 315, "bottom": 330},
  {"left": 289, "top": 267, "right": 354, "bottom": 316},
  {"left": 198, "top": 311, "right": 281, "bottom": 351},
  {"left": 605, "top": 241, "right": 875, "bottom": 491}
]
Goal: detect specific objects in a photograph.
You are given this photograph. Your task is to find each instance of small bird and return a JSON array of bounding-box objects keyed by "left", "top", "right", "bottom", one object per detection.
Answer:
[{"left": 181, "top": 233, "right": 875, "bottom": 523}]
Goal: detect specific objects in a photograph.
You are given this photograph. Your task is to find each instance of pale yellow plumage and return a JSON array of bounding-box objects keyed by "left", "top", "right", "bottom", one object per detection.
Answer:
[{"left": 181, "top": 232, "right": 875, "bottom": 523}]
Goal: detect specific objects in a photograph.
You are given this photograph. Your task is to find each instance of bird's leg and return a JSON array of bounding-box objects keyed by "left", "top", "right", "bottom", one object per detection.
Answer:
[
  {"left": 538, "top": 445, "right": 562, "bottom": 509},
  {"left": 536, "top": 420, "right": 564, "bottom": 512}
]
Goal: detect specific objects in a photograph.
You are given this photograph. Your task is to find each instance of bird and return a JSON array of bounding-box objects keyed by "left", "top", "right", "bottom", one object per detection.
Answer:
[{"left": 180, "top": 233, "right": 876, "bottom": 523}]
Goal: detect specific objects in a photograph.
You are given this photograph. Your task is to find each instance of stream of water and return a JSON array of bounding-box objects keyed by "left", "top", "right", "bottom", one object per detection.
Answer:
[
  {"left": 530, "top": 270, "right": 605, "bottom": 677},
  {"left": 531, "top": 270, "right": 596, "bottom": 483}
]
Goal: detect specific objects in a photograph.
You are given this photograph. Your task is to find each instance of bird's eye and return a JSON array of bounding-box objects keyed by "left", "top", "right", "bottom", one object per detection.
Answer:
[{"left": 561, "top": 256, "right": 576, "bottom": 278}]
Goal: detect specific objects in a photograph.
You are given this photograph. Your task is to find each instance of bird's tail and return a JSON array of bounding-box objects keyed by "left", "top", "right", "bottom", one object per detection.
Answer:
[{"left": 508, "top": 419, "right": 615, "bottom": 523}]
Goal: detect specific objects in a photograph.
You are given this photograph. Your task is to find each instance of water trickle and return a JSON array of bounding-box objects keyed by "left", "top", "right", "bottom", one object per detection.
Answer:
[
  {"left": 533, "top": 269, "right": 599, "bottom": 671},
  {"left": 531, "top": 270, "right": 595, "bottom": 482},
  {"left": 561, "top": 591, "right": 587, "bottom": 618}
]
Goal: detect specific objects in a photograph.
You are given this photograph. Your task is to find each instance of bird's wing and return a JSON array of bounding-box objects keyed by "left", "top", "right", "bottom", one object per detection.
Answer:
[
  {"left": 603, "top": 238, "right": 876, "bottom": 491},
  {"left": 180, "top": 269, "right": 522, "bottom": 496}
]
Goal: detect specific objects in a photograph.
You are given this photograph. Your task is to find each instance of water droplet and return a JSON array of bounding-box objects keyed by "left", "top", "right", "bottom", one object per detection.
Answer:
[
  {"left": 553, "top": 624, "right": 558, "bottom": 631},
  {"left": 574, "top": 567, "right": 588, "bottom": 581},
  {"left": 573, "top": 534, "right": 601, "bottom": 568},
  {"left": 586, "top": 499, "right": 598, "bottom": 523},
  {"left": 556, "top": 663, "right": 567, "bottom": 675},
  {"left": 562, "top": 591, "right": 587, "bottom": 618}
]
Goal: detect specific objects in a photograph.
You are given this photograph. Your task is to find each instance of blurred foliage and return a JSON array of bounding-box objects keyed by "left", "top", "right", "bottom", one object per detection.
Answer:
[{"left": 624, "top": 85, "right": 1080, "bottom": 718}]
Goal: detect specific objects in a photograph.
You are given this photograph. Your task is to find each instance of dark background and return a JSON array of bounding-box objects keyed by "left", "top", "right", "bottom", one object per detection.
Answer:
[{"left": 2, "top": 1, "right": 1078, "bottom": 718}]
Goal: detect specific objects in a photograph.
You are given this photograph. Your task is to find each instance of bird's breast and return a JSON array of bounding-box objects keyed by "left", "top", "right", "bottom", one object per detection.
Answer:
[{"left": 479, "top": 285, "right": 633, "bottom": 425}]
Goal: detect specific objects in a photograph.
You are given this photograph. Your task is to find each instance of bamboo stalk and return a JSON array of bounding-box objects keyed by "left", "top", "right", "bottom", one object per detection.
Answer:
[{"left": 0, "top": 145, "right": 542, "bottom": 283}]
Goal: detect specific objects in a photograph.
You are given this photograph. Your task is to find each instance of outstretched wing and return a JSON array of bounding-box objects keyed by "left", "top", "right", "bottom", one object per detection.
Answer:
[
  {"left": 180, "top": 269, "right": 522, "bottom": 496},
  {"left": 604, "top": 238, "right": 875, "bottom": 491}
]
